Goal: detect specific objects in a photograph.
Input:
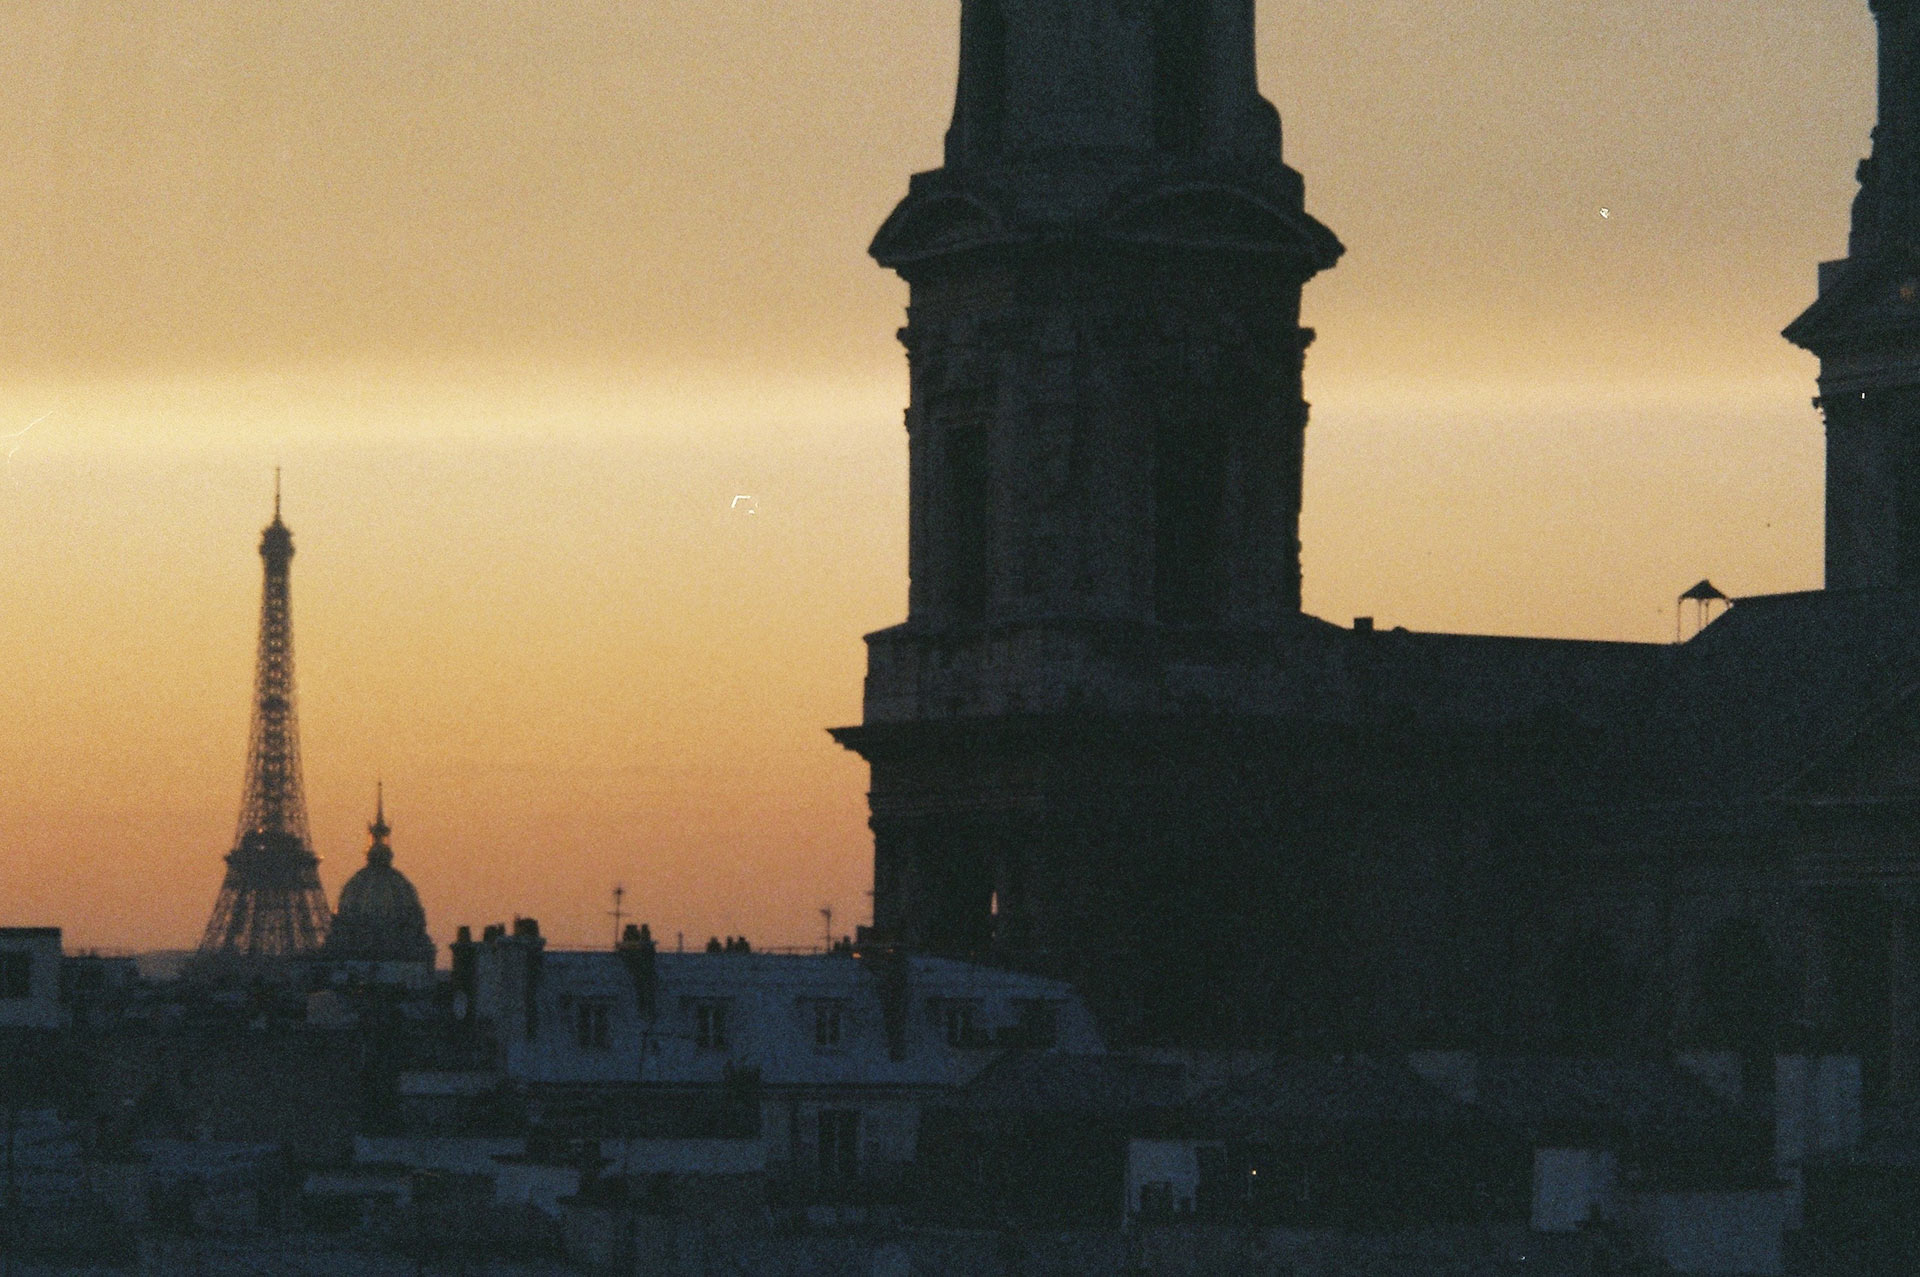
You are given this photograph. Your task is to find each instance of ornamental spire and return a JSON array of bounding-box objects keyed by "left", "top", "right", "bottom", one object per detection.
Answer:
[{"left": 369, "top": 783, "right": 393, "bottom": 868}]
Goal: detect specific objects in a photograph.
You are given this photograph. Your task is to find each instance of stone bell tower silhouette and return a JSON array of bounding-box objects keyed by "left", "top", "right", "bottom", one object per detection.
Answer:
[
  {"left": 880, "top": 0, "right": 1340, "bottom": 632},
  {"left": 836, "top": 0, "right": 1342, "bottom": 1042},
  {"left": 1787, "top": 0, "right": 1920, "bottom": 589}
]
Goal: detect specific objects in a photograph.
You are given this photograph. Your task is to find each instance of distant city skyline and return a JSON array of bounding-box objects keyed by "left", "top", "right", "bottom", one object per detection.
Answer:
[{"left": 0, "top": 2, "right": 1880, "bottom": 953}]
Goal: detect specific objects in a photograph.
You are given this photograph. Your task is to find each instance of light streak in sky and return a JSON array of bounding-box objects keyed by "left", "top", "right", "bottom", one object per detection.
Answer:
[{"left": 2, "top": 413, "right": 48, "bottom": 485}]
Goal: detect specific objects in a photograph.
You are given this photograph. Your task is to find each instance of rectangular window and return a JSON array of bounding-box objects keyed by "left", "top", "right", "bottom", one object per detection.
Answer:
[
  {"left": 695, "top": 1001, "right": 730, "bottom": 1051},
  {"left": 0, "top": 952, "right": 30, "bottom": 999},
  {"left": 574, "top": 1000, "right": 610, "bottom": 1051},
  {"left": 813, "top": 1000, "right": 845, "bottom": 1050},
  {"left": 818, "top": 1109, "right": 860, "bottom": 1180}
]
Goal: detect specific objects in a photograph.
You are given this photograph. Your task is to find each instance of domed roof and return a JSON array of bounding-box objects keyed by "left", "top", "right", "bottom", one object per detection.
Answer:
[{"left": 324, "top": 788, "right": 435, "bottom": 965}]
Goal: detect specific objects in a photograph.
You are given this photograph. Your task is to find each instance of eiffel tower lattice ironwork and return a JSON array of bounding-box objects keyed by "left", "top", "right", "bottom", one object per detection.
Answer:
[{"left": 196, "top": 479, "right": 332, "bottom": 960}]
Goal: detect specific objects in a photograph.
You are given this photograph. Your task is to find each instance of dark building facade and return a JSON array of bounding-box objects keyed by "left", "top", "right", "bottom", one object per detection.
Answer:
[{"left": 836, "top": 0, "right": 1920, "bottom": 1090}]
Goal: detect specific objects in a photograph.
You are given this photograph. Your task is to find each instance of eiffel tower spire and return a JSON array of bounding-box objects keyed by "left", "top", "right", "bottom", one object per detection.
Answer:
[{"left": 196, "top": 482, "right": 331, "bottom": 963}]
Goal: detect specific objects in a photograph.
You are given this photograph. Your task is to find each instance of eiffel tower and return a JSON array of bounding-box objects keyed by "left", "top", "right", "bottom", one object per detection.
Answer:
[{"left": 195, "top": 478, "right": 332, "bottom": 966}]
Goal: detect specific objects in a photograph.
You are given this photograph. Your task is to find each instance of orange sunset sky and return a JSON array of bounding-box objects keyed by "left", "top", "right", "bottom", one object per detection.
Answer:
[{"left": 0, "top": 2, "right": 1878, "bottom": 953}]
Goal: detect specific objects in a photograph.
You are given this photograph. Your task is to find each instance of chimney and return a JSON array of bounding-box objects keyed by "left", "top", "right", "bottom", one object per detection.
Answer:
[
  {"left": 618, "top": 922, "right": 658, "bottom": 1020},
  {"left": 501, "top": 917, "right": 546, "bottom": 1041},
  {"left": 861, "top": 945, "right": 912, "bottom": 1062},
  {"left": 450, "top": 925, "right": 478, "bottom": 1023}
]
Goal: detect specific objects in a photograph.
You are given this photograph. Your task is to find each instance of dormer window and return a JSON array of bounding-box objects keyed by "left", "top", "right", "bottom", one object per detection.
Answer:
[
  {"left": 938, "top": 999, "right": 985, "bottom": 1049},
  {"left": 574, "top": 999, "right": 611, "bottom": 1051},
  {"left": 695, "top": 1000, "right": 730, "bottom": 1051},
  {"left": 814, "top": 1000, "right": 847, "bottom": 1050}
]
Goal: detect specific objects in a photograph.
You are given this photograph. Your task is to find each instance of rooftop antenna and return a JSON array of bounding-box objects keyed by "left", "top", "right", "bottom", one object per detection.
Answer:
[
  {"left": 608, "top": 884, "right": 627, "bottom": 949},
  {"left": 820, "top": 906, "right": 833, "bottom": 952},
  {"left": 1676, "top": 579, "right": 1730, "bottom": 642},
  {"left": 273, "top": 466, "right": 281, "bottom": 522}
]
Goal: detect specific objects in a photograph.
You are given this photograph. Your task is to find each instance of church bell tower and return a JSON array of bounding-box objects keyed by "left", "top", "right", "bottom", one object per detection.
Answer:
[
  {"left": 1787, "top": 0, "right": 1920, "bottom": 589},
  {"left": 836, "top": 0, "right": 1341, "bottom": 1041},
  {"left": 875, "top": 0, "right": 1341, "bottom": 633}
]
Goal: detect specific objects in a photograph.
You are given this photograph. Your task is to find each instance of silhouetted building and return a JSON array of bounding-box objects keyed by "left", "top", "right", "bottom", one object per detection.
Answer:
[
  {"left": 194, "top": 480, "right": 332, "bottom": 970},
  {"left": 321, "top": 787, "right": 436, "bottom": 975},
  {"left": 835, "top": 0, "right": 1920, "bottom": 1098},
  {"left": 1788, "top": 0, "right": 1920, "bottom": 590},
  {"left": 832, "top": 0, "right": 1347, "bottom": 1047}
]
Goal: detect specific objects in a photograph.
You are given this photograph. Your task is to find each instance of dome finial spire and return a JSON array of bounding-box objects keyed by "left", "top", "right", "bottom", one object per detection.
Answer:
[{"left": 367, "top": 782, "right": 392, "bottom": 864}]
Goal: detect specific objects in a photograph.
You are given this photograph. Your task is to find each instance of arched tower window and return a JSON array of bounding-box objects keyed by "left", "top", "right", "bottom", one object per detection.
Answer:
[
  {"left": 1154, "top": 410, "right": 1228, "bottom": 626},
  {"left": 1696, "top": 917, "right": 1783, "bottom": 1054},
  {"left": 1823, "top": 899, "right": 1892, "bottom": 1096},
  {"left": 1153, "top": 0, "right": 1209, "bottom": 154},
  {"left": 946, "top": 422, "right": 991, "bottom": 620}
]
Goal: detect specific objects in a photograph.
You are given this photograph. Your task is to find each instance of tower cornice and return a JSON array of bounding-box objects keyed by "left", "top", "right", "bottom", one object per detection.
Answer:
[{"left": 873, "top": 163, "right": 1340, "bottom": 279}]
